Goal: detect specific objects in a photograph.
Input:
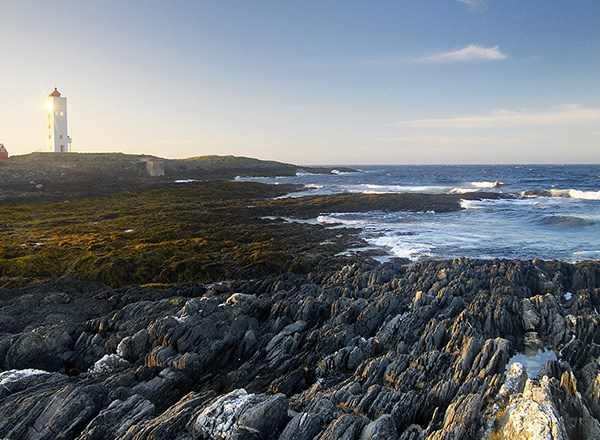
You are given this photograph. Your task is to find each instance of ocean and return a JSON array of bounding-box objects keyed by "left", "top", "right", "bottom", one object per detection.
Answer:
[{"left": 237, "top": 165, "right": 600, "bottom": 263}]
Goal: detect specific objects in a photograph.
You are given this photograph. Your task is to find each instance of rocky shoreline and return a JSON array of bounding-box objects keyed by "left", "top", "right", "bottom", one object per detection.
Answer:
[
  {"left": 0, "top": 153, "right": 357, "bottom": 204},
  {"left": 1, "top": 258, "right": 599, "bottom": 439},
  {"left": 1, "top": 155, "right": 599, "bottom": 438}
]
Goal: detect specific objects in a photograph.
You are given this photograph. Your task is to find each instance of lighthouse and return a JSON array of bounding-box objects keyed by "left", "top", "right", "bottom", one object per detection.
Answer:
[{"left": 46, "top": 87, "right": 71, "bottom": 153}]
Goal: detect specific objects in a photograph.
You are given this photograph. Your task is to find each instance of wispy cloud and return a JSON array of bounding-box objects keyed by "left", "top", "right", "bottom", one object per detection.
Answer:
[
  {"left": 454, "top": 0, "right": 487, "bottom": 11},
  {"left": 416, "top": 44, "right": 507, "bottom": 63},
  {"left": 396, "top": 105, "right": 600, "bottom": 129},
  {"left": 376, "top": 135, "right": 496, "bottom": 145}
]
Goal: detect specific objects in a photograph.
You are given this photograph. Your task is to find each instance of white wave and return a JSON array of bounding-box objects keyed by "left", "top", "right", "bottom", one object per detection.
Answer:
[
  {"left": 304, "top": 184, "right": 324, "bottom": 189},
  {"left": 261, "top": 216, "right": 318, "bottom": 225},
  {"left": 550, "top": 189, "right": 572, "bottom": 198},
  {"left": 316, "top": 214, "right": 369, "bottom": 227},
  {"left": 470, "top": 180, "right": 506, "bottom": 189},
  {"left": 460, "top": 199, "right": 482, "bottom": 209},
  {"left": 569, "top": 189, "right": 600, "bottom": 200},
  {"left": 234, "top": 175, "right": 272, "bottom": 182},
  {"left": 529, "top": 189, "right": 600, "bottom": 200},
  {"left": 471, "top": 181, "right": 497, "bottom": 188},
  {"left": 296, "top": 171, "right": 311, "bottom": 177},
  {"left": 369, "top": 234, "right": 430, "bottom": 260},
  {"left": 450, "top": 187, "right": 479, "bottom": 194},
  {"left": 346, "top": 184, "right": 454, "bottom": 194},
  {"left": 331, "top": 169, "right": 358, "bottom": 175}
]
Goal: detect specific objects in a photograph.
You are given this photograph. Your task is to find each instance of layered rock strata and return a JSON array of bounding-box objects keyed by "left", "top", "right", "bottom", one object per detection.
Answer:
[{"left": 0, "top": 258, "right": 599, "bottom": 439}]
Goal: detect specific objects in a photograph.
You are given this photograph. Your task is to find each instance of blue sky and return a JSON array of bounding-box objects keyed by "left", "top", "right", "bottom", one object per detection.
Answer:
[{"left": 1, "top": 0, "right": 599, "bottom": 164}]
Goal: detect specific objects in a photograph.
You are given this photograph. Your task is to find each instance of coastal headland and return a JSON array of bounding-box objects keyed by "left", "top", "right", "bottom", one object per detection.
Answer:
[{"left": 0, "top": 153, "right": 599, "bottom": 439}]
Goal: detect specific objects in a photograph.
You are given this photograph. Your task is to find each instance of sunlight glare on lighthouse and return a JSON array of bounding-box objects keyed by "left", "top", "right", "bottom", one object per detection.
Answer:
[{"left": 46, "top": 87, "right": 71, "bottom": 153}]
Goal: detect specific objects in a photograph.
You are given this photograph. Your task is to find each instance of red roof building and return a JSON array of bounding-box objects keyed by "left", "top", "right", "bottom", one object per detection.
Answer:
[{"left": 0, "top": 144, "right": 8, "bottom": 160}]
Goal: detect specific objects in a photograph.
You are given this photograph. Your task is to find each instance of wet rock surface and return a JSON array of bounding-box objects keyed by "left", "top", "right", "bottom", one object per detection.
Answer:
[{"left": 0, "top": 258, "right": 599, "bottom": 439}]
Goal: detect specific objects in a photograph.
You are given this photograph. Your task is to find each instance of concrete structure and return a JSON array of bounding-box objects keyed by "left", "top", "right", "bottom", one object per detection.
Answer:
[
  {"left": 46, "top": 88, "right": 71, "bottom": 152},
  {"left": 146, "top": 159, "right": 165, "bottom": 176}
]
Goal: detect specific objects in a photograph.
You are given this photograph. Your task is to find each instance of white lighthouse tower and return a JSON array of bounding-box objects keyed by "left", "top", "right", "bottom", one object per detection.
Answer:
[{"left": 46, "top": 87, "right": 71, "bottom": 153}]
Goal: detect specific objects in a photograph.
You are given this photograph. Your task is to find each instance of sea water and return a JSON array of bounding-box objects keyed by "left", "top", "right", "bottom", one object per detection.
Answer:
[{"left": 237, "top": 165, "right": 600, "bottom": 262}]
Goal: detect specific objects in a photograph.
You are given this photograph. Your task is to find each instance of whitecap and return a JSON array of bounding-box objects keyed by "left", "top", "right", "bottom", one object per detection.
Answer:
[
  {"left": 550, "top": 189, "right": 573, "bottom": 198},
  {"left": 450, "top": 187, "right": 479, "bottom": 194},
  {"left": 569, "top": 189, "right": 600, "bottom": 200},
  {"left": 470, "top": 181, "right": 497, "bottom": 188},
  {"left": 525, "top": 189, "right": 600, "bottom": 200},
  {"left": 316, "top": 214, "right": 367, "bottom": 227},
  {"left": 369, "top": 234, "right": 430, "bottom": 260},
  {"left": 331, "top": 169, "right": 358, "bottom": 176},
  {"left": 459, "top": 199, "right": 480, "bottom": 209},
  {"left": 346, "top": 184, "right": 454, "bottom": 194}
]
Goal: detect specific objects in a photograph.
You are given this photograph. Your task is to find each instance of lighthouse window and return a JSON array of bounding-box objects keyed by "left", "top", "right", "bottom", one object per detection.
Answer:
[
  {"left": 59, "top": 135, "right": 63, "bottom": 140},
  {"left": 60, "top": 112, "right": 64, "bottom": 116},
  {"left": 48, "top": 135, "right": 51, "bottom": 139}
]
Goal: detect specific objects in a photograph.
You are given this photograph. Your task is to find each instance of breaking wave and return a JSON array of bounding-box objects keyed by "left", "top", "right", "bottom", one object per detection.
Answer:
[
  {"left": 470, "top": 181, "right": 506, "bottom": 188},
  {"left": 523, "top": 189, "right": 600, "bottom": 200}
]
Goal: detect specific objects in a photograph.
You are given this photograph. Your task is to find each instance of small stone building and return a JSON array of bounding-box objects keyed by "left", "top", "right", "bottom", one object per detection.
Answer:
[
  {"left": 146, "top": 159, "right": 165, "bottom": 177},
  {"left": 0, "top": 144, "right": 8, "bottom": 160}
]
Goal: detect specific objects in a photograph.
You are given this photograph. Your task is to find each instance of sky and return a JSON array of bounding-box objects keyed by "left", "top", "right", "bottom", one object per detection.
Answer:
[{"left": 0, "top": 0, "right": 599, "bottom": 165}]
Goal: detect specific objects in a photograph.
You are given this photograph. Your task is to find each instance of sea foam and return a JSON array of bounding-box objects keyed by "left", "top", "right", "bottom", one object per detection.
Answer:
[
  {"left": 470, "top": 181, "right": 503, "bottom": 188},
  {"left": 524, "top": 189, "right": 600, "bottom": 200}
]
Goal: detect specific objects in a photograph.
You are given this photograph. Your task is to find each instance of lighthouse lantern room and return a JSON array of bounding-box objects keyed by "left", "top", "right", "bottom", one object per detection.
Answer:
[{"left": 46, "top": 87, "right": 71, "bottom": 153}]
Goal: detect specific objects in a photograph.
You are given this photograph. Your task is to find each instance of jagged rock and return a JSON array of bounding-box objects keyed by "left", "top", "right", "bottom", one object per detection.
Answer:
[
  {"left": 522, "top": 298, "right": 540, "bottom": 331},
  {"left": 495, "top": 376, "right": 567, "bottom": 439},
  {"left": 318, "top": 413, "right": 369, "bottom": 440},
  {"left": 122, "top": 391, "right": 214, "bottom": 439},
  {"left": 191, "top": 389, "right": 288, "bottom": 440},
  {"left": 77, "top": 394, "right": 154, "bottom": 439},
  {"left": 117, "top": 329, "right": 149, "bottom": 362},
  {"left": 0, "top": 368, "right": 66, "bottom": 399},
  {"left": 0, "top": 260, "right": 599, "bottom": 439},
  {"left": 0, "top": 383, "right": 106, "bottom": 440},
  {"left": 498, "top": 362, "right": 528, "bottom": 399},
  {"left": 279, "top": 398, "right": 338, "bottom": 440},
  {"left": 399, "top": 424, "right": 424, "bottom": 440},
  {"left": 360, "top": 414, "right": 397, "bottom": 439},
  {"left": 4, "top": 332, "right": 63, "bottom": 371},
  {"left": 428, "top": 393, "right": 483, "bottom": 439},
  {"left": 89, "top": 353, "right": 131, "bottom": 373}
]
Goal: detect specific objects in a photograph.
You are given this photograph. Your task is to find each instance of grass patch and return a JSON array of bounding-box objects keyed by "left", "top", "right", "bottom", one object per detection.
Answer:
[{"left": 0, "top": 181, "right": 353, "bottom": 287}]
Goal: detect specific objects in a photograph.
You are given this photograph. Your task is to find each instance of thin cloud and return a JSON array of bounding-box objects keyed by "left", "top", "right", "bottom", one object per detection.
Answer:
[
  {"left": 396, "top": 105, "right": 600, "bottom": 129},
  {"left": 377, "top": 135, "right": 496, "bottom": 145},
  {"left": 417, "top": 44, "right": 507, "bottom": 63},
  {"left": 455, "top": 0, "right": 487, "bottom": 11}
]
